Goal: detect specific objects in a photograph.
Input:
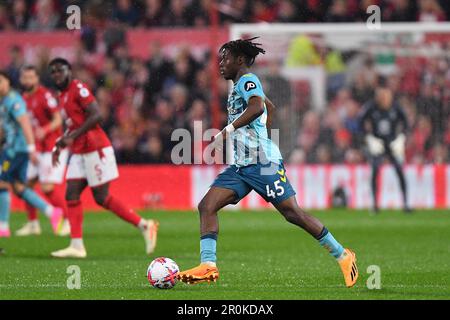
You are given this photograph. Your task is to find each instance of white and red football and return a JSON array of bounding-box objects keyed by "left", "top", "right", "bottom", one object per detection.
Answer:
[{"left": 147, "top": 257, "right": 180, "bottom": 289}]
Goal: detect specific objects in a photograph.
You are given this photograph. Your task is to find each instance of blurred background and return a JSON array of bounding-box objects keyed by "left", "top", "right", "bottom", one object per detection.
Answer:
[{"left": 1, "top": 0, "right": 449, "bottom": 209}]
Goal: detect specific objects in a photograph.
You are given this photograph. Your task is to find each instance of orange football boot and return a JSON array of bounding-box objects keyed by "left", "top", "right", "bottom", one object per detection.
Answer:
[
  {"left": 178, "top": 263, "right": 219, "bottom": 284},
  {"left": 338, "top": 248, "right": 358, "bottom": 288}
]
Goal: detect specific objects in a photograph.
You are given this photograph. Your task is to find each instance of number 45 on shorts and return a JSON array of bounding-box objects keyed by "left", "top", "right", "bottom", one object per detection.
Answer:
[{"left": 266, "top": 180, "right": 285, "bottom": 199}]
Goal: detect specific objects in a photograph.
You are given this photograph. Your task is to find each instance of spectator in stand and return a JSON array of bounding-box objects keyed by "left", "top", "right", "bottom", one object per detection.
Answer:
[
  {"left": 9, "top": 0, "right": 29, "bottom": 30},
  {"left": 288, "top": 148, "right": 307, "bottom": 164},
  {"left": 409, "top": 115, "right": 433, "bottom": 163},
  {"left": 0, "top": 3, "right": 11, "bottom": 30},
  {"left": 430, "top": 143, "right": 448, "bottom": 164},
  {"left": 141, "top": 0, "right": 163, "bottom": 27},
  {"left": 141, "top": 136, "right": 165, "bottom": 163},
  {"left": 325, "top": 0, "right": 353, "bottom": 22},
  {"left": 315, "top": 144, "right": 333, "bottom": 163},
  {"left": 385, "top": 0, "right": 417, "bottom": 22},
  {"left": 416, "top": 83, "right": 445, "bottom": 141},
  {"left": 112, "top": 0, "right": 140, "bottom": 27},
  {"left": 6, "top": 46, "right": 25, "bottom": 88},
  {"left": 251, "top": 0, "right": 277, "bottom": 23},
  {"left": 305, "top": 0, "right": 333, "bottom": 22},
  {"left": 186, "top": 0, "right": 212, "bottom": 27},
  {"left": 286, "top": 35, "right": 322, "bottom": 67},
  {"left": 219, "top": 0, "right": 251, "bottom": 24},
  {"left": 276, "top": 0, "right": 301, "bottom": 23},
  {"left": 161, "top": 0, "right": 189, "bottom": 26},
  {"left": 417, "top": 0, "right": 446, "bottom": 22},
  {"left": 297, "top": 111, "right": 321, "bottom": 162},
  {"left": 27, "top": 0, "right": 60, "bottom": 31},
  {"left": 96, "top": 87, "right": 115, "bottom": 135}
]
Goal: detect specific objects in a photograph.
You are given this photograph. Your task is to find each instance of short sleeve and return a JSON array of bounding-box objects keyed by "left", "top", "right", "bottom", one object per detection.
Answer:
[
  {"left": 9, "top": 95, "right": 27, "bottom": 119},
  {"left": 43, "top": 91, "right": 59, "bottom": 113},
  {"left": 75, "top": 82, "right": 95, "bottom": 108},
  {"left": 237, "top": 74, "right": 265, "bottom": 103}
]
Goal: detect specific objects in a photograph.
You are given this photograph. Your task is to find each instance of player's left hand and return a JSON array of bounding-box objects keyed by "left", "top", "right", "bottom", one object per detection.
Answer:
[
  {"left": 55, "top": 135, "right": 74, "bottom": 149},
  {"left": 390, "top": 133, "right": 406, "bottom": 162},
  {"left": 52, "top": 146, "right": 61, "bottom": 167}
]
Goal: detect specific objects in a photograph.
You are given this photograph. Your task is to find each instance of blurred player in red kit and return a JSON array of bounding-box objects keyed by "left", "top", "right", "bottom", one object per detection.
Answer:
[
  {"left": 16, "top": 65, "right": 70, "bottom": 237},
  {"left": 48, "top": 58, "right": 158, "bottom": 258}
]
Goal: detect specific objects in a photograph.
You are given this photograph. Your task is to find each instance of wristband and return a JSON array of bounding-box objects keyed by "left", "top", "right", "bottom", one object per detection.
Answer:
[
  {"left": 27, "top": 144, "right": 36, "bottom": 153},
  {"left": 225, "top": 123, "right": 235, "bottom": 134}
]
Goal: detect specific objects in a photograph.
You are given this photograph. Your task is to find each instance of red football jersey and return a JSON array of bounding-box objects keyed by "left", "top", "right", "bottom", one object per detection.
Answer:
[
  {"left": 58, "top": 79, "right": 111, "bottom": 154},
  {"left": 22, "top": 85, "right": 62, "bottom": 152}
]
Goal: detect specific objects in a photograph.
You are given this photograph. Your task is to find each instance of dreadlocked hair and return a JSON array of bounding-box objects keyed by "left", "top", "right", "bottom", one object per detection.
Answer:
[{"left": 220, "top": 37, "right": 266, "bottom": 66}]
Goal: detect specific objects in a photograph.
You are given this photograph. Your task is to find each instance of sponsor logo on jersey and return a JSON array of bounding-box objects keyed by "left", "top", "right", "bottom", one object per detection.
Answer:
[{"left": 244, "top": 81, "right": 257, "bottom": 91}]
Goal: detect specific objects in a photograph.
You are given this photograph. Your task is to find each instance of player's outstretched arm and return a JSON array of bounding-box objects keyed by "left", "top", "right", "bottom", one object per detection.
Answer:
[
  {"left": 17, "top": 114, "right": 38, "bottom": 164},
  {"left": 17, "top": 114, "right": 35, "bottom": 148}
]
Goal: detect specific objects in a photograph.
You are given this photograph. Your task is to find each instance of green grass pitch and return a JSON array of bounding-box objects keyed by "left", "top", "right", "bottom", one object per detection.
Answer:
[{"left": 0, "top": 209, "right": 449, "bottom": 300}]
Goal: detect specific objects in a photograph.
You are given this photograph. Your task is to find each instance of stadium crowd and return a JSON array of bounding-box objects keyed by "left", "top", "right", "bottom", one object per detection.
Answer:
[
  {"left": 1, "top": 0, "right": 449, "bottom": 165},
  {"left": 0, "top": 0, "right": 449, "bottom": 30}
]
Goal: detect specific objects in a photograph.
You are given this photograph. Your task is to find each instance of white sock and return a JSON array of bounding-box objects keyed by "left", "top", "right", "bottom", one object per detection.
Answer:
[
  {"left": 71, "top": 238, "right": 84, "bottom": 249},
  {"left": 337, "top": 250, "right": 347, "bottom": 262},
  {"left": 203, "top": 261, "right": 217, "bottom": 267},
  {"left": 137, "top": 219, "right": 148, "bottom": 232},
  {"left": 0, "top": 221, "right": 9, "bottom": 230},
  {"left": 44, "top": 205, "right": 54, "bottom": 217}
]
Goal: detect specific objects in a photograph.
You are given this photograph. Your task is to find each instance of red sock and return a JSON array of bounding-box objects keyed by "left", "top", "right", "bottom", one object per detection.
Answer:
[
  {"left": 103, "top": 195, "right": 141, "bottom": 226},
  {"left": 67, "top": 200, "right": 83, "bottom": 238},
  {"left": 25, "top": 202, "right": 38, "bottom": 221},
  {"left": 45, "top": 189, "right": 68, "bottom": 219}
]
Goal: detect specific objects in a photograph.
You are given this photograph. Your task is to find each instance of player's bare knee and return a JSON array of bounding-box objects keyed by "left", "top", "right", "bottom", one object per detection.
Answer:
[
  {"left": 198, "top": 199, "right": 216, "bottom": 216},
  {"left": 282, "top": 207, "right": 307, "bottom": 226},
  {"left": 12, "top": 182, "right": 25, "bottom": 195},
  {"left": 93, "top": 192, "right": 108, "bottom": 207},
  {"left": 282, "top": 208, "right": 299, "bottom": 224},
  {"left": 41, "top": 183, "right": 54, "bottom": 194}
]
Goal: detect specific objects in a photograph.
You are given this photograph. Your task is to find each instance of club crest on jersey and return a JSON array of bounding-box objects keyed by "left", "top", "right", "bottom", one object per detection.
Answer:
[{"left": 244, "top": 81, "right": 257, "bottom": 91}]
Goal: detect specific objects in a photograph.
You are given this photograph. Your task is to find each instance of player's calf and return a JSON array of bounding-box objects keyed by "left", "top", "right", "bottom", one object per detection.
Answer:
[
  {"left": 275, "top": 198, "right": 358, "bottom": 287},
  {"left": 13, "top": 183, "right": 63, "bottom": 234},
  {"left": 93, "top": 187, "right": 159, "bottom": 255}
]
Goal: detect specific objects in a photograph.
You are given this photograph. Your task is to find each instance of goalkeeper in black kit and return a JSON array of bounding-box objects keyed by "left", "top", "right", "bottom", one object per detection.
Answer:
[{"left": 359, "top": 77, "right": 411, "bottom": 214}]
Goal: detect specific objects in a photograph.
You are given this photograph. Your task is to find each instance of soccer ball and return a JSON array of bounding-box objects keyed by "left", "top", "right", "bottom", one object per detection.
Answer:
[{"left": 147, "top": 257, "right": 180, "bottom": 289}]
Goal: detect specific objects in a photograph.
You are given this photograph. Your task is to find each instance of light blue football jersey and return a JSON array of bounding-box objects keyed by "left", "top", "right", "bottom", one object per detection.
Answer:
[
  {"left": 0, "top": 90, "right": 28, "bottom": 155},
  {"left": 226, "top": 73, "right": 282, "bottom": 167}
]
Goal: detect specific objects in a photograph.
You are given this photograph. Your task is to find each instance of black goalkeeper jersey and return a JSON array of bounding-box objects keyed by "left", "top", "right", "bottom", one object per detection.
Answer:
[{"left": 359, "top": 100, "right": 408, "bottom": 143}]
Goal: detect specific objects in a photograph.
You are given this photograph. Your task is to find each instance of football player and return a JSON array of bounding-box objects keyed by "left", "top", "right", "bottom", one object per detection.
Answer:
[
  {"left": 178, "top": 38, "right": 358, "bottom": 288},
  {"left": 0, "top": 71, "right": 63, "bottom": 238},
  {"left": 16, "top": 65, "right": 70, "bottom": 236},
  {"left": 48, "top": 58, "right": 158, "bottom": 258},
  {"left": 359, "top": 77, "right": 410, "bottom": 213}
]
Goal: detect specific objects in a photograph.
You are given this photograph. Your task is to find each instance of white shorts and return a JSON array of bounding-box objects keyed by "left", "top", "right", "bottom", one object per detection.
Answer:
[
  {"left": 66, "top": 146, "right": 119, "bottom": 187},
  {"left": 26, "top": 150, "right": 69, "bottom": 184}
]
